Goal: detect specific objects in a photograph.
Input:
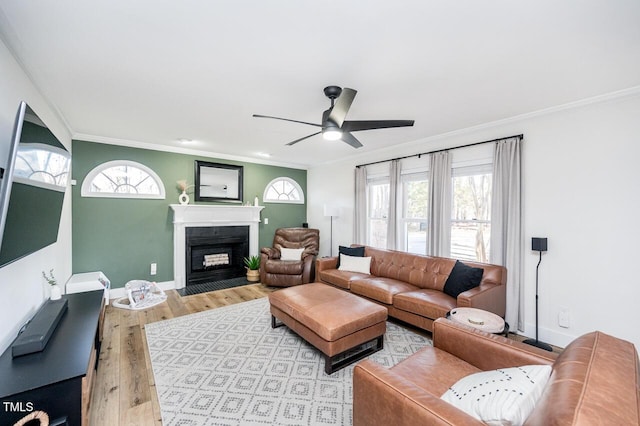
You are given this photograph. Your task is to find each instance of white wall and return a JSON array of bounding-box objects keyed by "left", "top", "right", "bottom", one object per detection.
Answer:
[
  {"left": 308, "top": 90, "right": 640, "bottom": 350},
  {"left": 0, "top": 38, "right": 72, "bottom": 353}
]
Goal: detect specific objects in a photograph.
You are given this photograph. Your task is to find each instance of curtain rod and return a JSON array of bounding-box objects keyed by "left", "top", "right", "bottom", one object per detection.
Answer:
[{"left": 355, "top": 134, "right": 523, "bottom": 168}]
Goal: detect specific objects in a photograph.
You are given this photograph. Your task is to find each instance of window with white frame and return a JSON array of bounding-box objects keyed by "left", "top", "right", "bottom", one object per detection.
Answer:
[
  {"left": 81, "top": 160, "right": 165, "bottom": 199},
  {"left": 400, "top": 172, "right": 429, "bottom": 254},
  {"left": 367, "top": 177, "right": 390, "bottom": 249},
  {"left": 263, "top": 177, "right": 304, "bottom": 204},
  {"left": 451, "top": 164, "right": 492, "bottom": 262}
]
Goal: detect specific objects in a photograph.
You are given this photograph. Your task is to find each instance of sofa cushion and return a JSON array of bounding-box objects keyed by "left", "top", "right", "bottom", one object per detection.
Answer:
[
  {"left": 391, "top": 344, "right": 482, "bottom": 397},
  {"left": 365, "top": 246, "right": 455, "bottom": 290},
  {"left": 264, "top": 259, "right": 304, "bottom": 275},
  {"left": 318, "top": 269, "right": 370, "bottom": 290},
  {"left": 443, "top": 260, "right": 484, "bottom": 298},
  {"left": 351, "top": 277, "right": 418, "bottom": 304},
  {"left": 440, "top": 364, "right": 552, "bottom": 425},
  {"left": 393, "top": 289, "right": 457, "bottom": 320},
  {"left": 337, "top": 245, "right": 365, "bottom": 267}
]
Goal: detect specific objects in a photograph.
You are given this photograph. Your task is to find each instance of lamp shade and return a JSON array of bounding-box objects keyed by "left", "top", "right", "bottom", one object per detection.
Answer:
[{"left": 323, "top": 205, "right": 340, "bottom": 217}]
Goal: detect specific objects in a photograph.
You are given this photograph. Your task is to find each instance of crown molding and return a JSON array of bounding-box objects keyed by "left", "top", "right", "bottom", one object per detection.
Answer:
[
  {"left": 71, "top": 133, "right": 308, "bottom": 170},
  {"left": 316, "top": 85, "right": 640, "bottom": 168}
]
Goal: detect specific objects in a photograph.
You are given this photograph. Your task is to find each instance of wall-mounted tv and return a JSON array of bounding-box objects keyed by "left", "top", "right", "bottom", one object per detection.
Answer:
[{"left": 0, "top": 101, "right": 70, "bottom": 267}]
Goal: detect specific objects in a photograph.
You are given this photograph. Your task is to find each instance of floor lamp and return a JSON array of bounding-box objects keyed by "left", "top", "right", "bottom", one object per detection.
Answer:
[
  {"left": 323, "top": 205, "right": 339, "bottom": 256},
  {"left": 523, "top": 237, "right": 553, "bottom": 352}
]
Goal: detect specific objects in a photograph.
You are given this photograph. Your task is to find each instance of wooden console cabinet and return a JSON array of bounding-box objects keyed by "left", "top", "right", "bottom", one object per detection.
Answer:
[{"left": 0, "top": 291, "right": 104, "bottom": 425}]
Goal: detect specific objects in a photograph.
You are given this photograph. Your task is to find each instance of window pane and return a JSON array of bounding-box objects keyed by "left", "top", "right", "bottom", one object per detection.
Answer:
[
  {"left": 263, "top": 177, "right": 304, "bottom": 204},
  {"left": 81, "top": 160, "right": 165, "bottom": 199},
  {"left": 451, "top": 173, "right": 492, "bottom": 262},
  {"left": 368, "top": 182, "right": 389, "bottom": 248},
  {"left": 405, "top": 221, "right": 427, "bottom": 254},
  {"left": 402, "top": 176, "right": 428, "bottom": 254}
]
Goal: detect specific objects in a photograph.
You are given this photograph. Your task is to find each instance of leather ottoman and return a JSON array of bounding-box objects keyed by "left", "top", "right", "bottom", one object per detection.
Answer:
[{"left": 268, "top": 282, "right": 387, "bottom": 374}]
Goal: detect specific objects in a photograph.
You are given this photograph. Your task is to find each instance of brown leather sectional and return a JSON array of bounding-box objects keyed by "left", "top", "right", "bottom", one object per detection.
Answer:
[
  {"left": 316, "top": 246, "right": 507, "bottom": 332},
  {"left": 353, "top": 318, "right": 640, "bottom": 425}
]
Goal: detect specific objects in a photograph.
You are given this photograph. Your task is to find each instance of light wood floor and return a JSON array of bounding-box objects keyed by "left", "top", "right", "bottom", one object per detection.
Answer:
[
  {"left": 89, "top": 283, "right": 275, "bottom": 426},
  {"left": 89, "top": 283, "right": 560, "bottom": 425}
]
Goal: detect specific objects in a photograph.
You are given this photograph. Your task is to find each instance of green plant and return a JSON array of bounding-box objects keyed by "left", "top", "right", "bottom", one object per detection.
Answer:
[
  {"left": 42, "top": 269, "right": 57, "bottom": 286},
  {"left": 243, "top": 255, "right": 260, "bottom": 270}
]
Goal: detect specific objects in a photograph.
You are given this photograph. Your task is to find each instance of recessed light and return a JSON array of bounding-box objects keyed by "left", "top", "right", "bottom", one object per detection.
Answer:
[
  {"left": 178, "top": 138, "right": 197, "bottom": 145},
  {"left": 257, "top": 152, "right": 271, "bottom": 158}
]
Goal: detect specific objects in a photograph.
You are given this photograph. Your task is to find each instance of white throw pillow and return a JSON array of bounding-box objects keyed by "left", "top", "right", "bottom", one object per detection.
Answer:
[
  {"left": 280, "top": 247, "right": 304, "bottom": 261},
  {"left": 440, "top": 364, "right": 552, "bottom": 426},
  {"left": 338, "top": 254, "right": 371, "bottom": 274}
]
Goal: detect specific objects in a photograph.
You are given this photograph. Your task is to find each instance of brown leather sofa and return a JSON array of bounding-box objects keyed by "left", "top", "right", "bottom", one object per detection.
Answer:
[
  {"left": 260, "top": 227, "right": 319, "bottom": 287},
  {"left": 316, "top": 246, "right": 506, "bottom": 332},
  {"left": 354, "top": 318, "right": 640, "bottom": 425}
]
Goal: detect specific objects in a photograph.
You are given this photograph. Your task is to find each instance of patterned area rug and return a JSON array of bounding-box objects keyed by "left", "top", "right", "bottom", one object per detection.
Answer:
[{"left": 145, "top": 297, "right": 431, "bottom": 426}]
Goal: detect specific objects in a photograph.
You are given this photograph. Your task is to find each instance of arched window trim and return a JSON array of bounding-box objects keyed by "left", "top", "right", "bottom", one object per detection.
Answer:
[
  {"left": 81, "top": 160, "right": 166, "bottom": 199},
  {"left": 263, "top": 177, "right": 305, "bottom": 204}
]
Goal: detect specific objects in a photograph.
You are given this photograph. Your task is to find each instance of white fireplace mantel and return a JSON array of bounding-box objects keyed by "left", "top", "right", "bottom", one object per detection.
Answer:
[{"left": 170, "top": 204, "right": 264, "bottom": 289}]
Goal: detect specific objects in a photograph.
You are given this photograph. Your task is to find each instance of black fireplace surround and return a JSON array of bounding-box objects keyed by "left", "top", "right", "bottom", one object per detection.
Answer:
[{"left": 185, "top": 226, "right": 249, "bottom": 285}]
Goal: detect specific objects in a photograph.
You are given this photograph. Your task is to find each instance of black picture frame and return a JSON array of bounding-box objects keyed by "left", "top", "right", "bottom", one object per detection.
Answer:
[{"left": 194, "top": 161, "right": 243, "bottom": 202}]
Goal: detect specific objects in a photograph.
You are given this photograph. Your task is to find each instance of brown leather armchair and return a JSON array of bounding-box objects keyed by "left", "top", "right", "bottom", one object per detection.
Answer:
[{"left": 260, "top": 227, "right": 319, "bottom": 287}]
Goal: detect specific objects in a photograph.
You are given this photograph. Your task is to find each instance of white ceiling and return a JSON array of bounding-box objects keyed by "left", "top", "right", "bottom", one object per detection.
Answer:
[{"left": 1, "top": 1, "right": 639, "bottom": 169}]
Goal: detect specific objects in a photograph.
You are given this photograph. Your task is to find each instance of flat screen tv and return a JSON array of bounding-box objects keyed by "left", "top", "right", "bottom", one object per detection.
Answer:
[{"left": 0, "top": 101, "right": 70, "bottom": 267}]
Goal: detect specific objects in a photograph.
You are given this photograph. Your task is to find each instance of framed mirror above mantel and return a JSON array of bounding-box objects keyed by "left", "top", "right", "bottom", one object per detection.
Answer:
[{"left": 194, "top": 160, "right": 243, "bottom": 202}]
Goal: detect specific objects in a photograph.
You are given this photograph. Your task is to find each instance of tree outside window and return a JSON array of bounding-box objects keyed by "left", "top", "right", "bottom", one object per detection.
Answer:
[{"left": 451, "top": 167, "right": 492, "bottom": 262}]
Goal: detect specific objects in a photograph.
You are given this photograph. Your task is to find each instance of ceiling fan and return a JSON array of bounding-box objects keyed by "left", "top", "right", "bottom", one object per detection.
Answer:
[{"left": 253, "top": 86, "right": 414, "bottom": 148}]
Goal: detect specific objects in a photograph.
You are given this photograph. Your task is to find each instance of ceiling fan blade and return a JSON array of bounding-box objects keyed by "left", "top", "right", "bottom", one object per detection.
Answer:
[
  {"left": 327, "top": 88, "right": 357, "bottom": 127},
  {"left": 286, "top": 131, "right": 322, "bottom": 146},
  {"left": 253, "top": 114, "right": 322, "bottom": 128},
  {"left": 342, "top": 119, "right": 415, "bottom": 132},
  {"left": 341, "top": 132, "right": 363, "bottom": 149}
]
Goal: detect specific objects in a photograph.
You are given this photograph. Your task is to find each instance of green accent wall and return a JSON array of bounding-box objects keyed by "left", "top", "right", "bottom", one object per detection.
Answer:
[{"left": 71, "top": 141, "right": 307, "bottom": 288}]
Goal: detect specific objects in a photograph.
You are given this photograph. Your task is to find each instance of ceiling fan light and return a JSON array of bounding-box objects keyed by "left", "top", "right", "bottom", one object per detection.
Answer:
[{"left": 322, "top": 129, "right": 342, "bottom": 141}]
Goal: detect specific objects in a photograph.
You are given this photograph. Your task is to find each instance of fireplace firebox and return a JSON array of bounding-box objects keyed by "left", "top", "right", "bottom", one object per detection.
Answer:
[{"left": 185, "top": 226, "right": 249, "bottom": 285}]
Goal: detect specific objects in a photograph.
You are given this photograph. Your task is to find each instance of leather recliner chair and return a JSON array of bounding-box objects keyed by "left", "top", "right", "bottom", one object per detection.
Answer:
[{"left": 260, "top": 227, "right": 319, "bottom": 287}]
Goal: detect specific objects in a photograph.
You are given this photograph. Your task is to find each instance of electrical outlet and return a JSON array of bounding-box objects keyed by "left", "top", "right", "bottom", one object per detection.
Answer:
[
  {"left": 558, "top": 308, "right": 570, "bottom": 328},
  {"left": 150, "top": 262, "right": 157, "bottom": 275},
  {"left": 264, "top": 218, "right": 269, "bottom": 225}
]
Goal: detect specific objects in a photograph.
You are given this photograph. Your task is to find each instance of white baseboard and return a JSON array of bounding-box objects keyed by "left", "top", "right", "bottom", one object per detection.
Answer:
[
  {"left": 516, "top": 322, "right": 577, "bottom": 349},
  {"left": 108, "top": 280, "right": 175, "bottom": 300}
]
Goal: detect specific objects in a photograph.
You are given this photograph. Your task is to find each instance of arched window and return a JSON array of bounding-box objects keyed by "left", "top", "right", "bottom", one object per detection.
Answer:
[
  {"left": 81, "top": 160, "right": 165, "bottom": 199},
  {"left": 263, "top": 177, "right": 304, "bottom": 204}
]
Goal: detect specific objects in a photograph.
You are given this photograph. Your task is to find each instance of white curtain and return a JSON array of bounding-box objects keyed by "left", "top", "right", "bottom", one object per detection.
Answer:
[
  {"left": 386, "top": 160, "right": 401, "bottom": 250},
  {"left": 354, "top": 166, "right": 367, "bottom": 244},
  {"left": 427, "top": 151, "right": 451, "bottom": 256},
  {"left": 490, "top": 137, "right": 523, "bottom": 330}
]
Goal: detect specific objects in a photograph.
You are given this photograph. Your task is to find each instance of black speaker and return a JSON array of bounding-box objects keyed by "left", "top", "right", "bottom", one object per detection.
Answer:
[
  {"left": 302, "top": 222, "right": 308, "bottom": 228},
  {"left": 531, "top": 237, "right": 548, "bottom": 252}
]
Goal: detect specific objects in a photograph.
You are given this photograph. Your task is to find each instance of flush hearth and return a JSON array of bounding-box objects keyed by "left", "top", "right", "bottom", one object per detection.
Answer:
[{"left": 186, "top": 226, "right": 249, "bottom": 285}]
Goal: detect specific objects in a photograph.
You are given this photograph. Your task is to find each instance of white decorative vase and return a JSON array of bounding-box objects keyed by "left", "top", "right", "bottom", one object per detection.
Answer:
[
  {"left": 50, "top": 284, "right": 62, "bottom": 300},
  {"left": 179, "top": 191, "right": 190, "bottom": 205}
]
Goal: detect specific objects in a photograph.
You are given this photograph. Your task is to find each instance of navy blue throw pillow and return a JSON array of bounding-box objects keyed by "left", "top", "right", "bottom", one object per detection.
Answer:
[
  {"left": 443, "top": 260, "right": 484, "bottom": 298},
  {"left": 337, "top": 245, "right": 365, "bottom": 267}
]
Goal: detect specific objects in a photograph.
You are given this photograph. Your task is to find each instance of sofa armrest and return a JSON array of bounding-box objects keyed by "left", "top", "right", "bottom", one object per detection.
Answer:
[
  {"left": 433, "top": 318, "right": 556, "bottom": 371},
  {"left": 261, "top": 247, "right": 280, "bottom": 259},
  {"left": 315, "top": 256, "right": 338, "bottom": 273},
  {"left": 353, "top": 360, "right": 484, "bottom": 426},
  {"left": 456, "top": 282, "right": 506, "bottom": 317}
]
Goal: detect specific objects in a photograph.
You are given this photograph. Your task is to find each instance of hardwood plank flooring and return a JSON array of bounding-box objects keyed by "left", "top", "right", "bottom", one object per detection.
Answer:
[
  {"left": 89, "top": 283, "right": 560, "bottom": 425},
  {"left": 89, "top": 283, "right": 275, "bottom": 426}
]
